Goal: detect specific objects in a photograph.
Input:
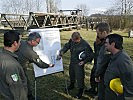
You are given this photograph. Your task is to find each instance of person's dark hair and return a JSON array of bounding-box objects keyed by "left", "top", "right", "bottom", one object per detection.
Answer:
[
  {"left": 4, "top": 30, "right": 20, "bottom": 47},
  {"left": 71, "top": 32, "right": 81, "bottom": 39},
  {"left": 28, "top": 32, "right": 41, "bottom": 41},
  {"left": 95, "top": 22, "right": 110, "bottom": 34},
  {"left": 106, "top": 34, "right": 123, "bottom": 50}
]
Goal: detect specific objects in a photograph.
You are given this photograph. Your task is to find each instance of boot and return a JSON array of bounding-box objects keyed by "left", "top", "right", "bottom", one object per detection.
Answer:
[
  {"left": 85, "top": 87, "right": 97, "bottom": 96},
  {"left": 65, "top": 82, "right": 74, "bottom": 91},
  {"left": 28, "top": 94, "right": 41, "bottom": 100},
  {"left": 75, "top": 88, "right": 84, "bottom": 99}
]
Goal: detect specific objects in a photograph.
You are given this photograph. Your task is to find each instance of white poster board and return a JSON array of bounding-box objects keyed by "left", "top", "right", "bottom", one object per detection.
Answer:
[{"left": 29, "top": 28, "right": 63, "bottom": 77}]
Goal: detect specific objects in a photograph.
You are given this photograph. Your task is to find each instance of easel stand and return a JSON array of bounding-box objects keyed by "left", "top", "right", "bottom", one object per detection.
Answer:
[
  {"left": 63, "top": 71, "right": 70, "bottom": 95},
  {"left": 35, "top": 78, "right": 37, "bottom": 100}
]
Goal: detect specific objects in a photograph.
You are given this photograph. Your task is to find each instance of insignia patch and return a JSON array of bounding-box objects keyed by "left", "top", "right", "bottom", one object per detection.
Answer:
[
  {"left": 11, "top": 74, "right": 19, "bottom": 82},
  {"left": 37, "top": 59, "right": 40, "bottom": 62}
]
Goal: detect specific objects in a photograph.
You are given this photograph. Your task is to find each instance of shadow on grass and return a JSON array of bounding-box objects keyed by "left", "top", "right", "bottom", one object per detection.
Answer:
[
  {"left": 26, "top": 57, "right": 93, "bottom": 100},
  {"left": 28, "top": 71, "right": 93, "bottom": 100},
  {"left": 122, "top": 34, "right": 133, "bottom": 38},
  {"left": 0, "top": 29, "right": 94, "bottom": 100},
  {"left": 122, "top": 35, "right": 129, "bottom": 38}
]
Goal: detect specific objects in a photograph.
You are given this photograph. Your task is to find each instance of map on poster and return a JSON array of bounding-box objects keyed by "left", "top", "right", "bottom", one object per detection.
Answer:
[{"left": 29, "top": 28, "right": 63, "bottom": 77}]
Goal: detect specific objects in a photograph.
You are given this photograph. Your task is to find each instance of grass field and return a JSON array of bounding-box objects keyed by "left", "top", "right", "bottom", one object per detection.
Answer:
[{"left": 0, "top": 29, "right": 133, "bottom": 100}]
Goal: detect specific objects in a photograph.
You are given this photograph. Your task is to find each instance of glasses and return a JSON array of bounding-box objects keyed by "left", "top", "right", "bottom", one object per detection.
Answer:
[{"left": 34, "top": 40, "right": 40, "bottom": 44}]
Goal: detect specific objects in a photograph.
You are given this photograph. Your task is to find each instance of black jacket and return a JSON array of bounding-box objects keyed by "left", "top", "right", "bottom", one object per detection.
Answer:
[
  {"left": 95, "top": 44, "right": 111, "bottom": 78},
  {"left": 60, "top": 38, "right": 93, "bottom": 64}
]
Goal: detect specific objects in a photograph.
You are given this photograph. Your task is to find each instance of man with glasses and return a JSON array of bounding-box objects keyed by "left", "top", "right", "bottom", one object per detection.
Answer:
[
  {"left": 57, "top": 32, "right": 93, "bottom": 99},
  {"left": 15, "top": 32, "right": 54, "bottom": 100}
]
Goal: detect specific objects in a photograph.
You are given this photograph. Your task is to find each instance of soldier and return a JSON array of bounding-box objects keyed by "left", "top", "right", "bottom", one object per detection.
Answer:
[
  {"left": 57, "top": 32, "right": 93, "bottom": 99},
  {"left": 15, "top": 32, "right": 54, "bottom": 100},
  {"left": 0, "top": 30, "right": 28, "bottom": 100},
  {"left": 90, "top": 22, "right": 94, "bottom": 30},
  {"left": 104, "top": 34, "right": 133, "bottom": 100},
  {"left": 94, "top": 22, "right": 111, "bottom": 100}
]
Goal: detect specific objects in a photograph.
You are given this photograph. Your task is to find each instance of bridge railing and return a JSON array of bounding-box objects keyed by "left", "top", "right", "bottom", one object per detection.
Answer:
[
  {"left": 0, "top": 12, "right": 87, "bottom": 30},
  {"left": 0, "top": 13, "right": 29, "bottom": 30}
]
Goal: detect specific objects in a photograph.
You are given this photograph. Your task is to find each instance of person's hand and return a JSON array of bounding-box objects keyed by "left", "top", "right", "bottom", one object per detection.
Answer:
[
  {"left": 79, "top": 61, "right": 84, "bottom": 66},
  {"left": 49, "top": 64, "right": 54, "bottom": 67},
  {"left": 95, "top": 77, "right": 101, "bottom": 82},
  {"left": 56, "top": 55, "right": 62, "bottom": 60}
]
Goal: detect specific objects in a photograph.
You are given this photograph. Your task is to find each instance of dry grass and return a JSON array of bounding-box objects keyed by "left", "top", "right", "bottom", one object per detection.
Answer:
[{"left": 0, "top": 29, "right": 133, "bottom": 100}]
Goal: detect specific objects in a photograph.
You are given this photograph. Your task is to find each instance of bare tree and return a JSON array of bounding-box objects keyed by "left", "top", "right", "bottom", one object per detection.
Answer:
[
  {"left": 2, "top": 0, "right": 23, "bottom": 14},
  {"left": 104, "top": 0, "right": 133, "bottom": 29},
  {"left": 126, "top": 0, "right": 133, "bottom": 14},
  {"left": 1, "top": 0, "right": 45, "bottom": 14},
  {"left": 46, "top": 0, "right": 61, "bottom": 13},
  {"left": 75, "top": 4, "right": 89, "bottom": 16},
  {"left": 107, "top": 0, "right": 133, "bottom": 15}
]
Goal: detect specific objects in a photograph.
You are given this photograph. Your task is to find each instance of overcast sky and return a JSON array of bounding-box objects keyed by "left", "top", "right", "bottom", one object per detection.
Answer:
[
  {"left": 0, "top": 0, "right": 115, "bottom": 15},
  {"left": 0, "top": 0, "right": 1, "bottom": 13},
  {"left": 61, "top": 0, "right": 115, "bottom": 15}
]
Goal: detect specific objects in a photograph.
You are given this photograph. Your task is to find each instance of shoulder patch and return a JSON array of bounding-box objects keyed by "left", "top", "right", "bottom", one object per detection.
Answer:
[{"left": 11, "top": 74, "right": 19, "bottom": 82}]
